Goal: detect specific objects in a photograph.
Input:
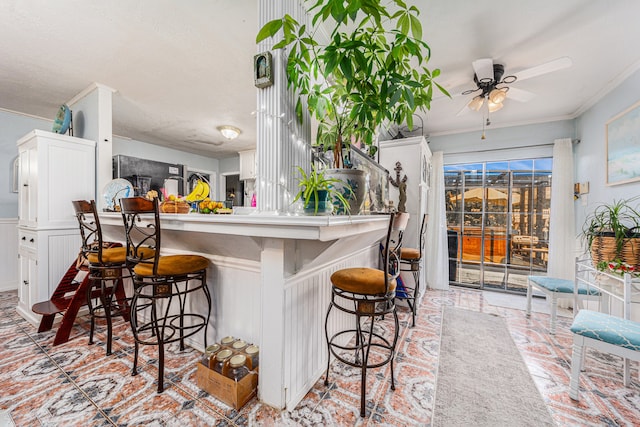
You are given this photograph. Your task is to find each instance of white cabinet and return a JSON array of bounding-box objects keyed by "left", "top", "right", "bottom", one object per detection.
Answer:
[
  {"left": 239, "top": 149, "right": 256, "bottom": 180},
  {"left": 15, "top": 130, "right": 95, "bottom": 326},
  {"left": 379, "top": 136, "right": 432, "bottom": 250},
  {"left": 18, "top": 130, "right": 96, "bottom": 229}
]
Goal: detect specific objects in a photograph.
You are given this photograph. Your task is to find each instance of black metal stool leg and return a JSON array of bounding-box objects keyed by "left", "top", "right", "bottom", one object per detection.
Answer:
[
  {"left": 324, "top": 300, "right": 334, "bottom": 386},
  {"left": 101, "top": 280, "right": 113, "bottom": 356}
]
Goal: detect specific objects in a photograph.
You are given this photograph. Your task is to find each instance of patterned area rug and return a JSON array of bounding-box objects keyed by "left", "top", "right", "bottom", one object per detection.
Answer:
[{"left": 433, "top": 307, "right": 555, "bottom": 427}]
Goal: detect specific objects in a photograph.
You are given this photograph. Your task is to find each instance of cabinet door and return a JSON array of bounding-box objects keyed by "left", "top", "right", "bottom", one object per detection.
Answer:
[
  {"left": 17, "top": 249, "right": 36, "bottom": 310},
  {"left": 18, "top": 148, "right": 38, "bottom": 227},
  {"left": 239, "top": 150, "right": 256, "bottom": 180}
]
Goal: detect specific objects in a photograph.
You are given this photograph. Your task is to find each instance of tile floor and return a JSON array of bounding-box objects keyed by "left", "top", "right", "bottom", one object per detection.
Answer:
[{"left": 1, "top": 287, "right": 638, "bottom": 426}]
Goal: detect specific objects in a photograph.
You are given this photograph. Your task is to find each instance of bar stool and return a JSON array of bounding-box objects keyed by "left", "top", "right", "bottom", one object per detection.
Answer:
[
  {"left": 120, "top": 196, "right": 211, "bottom": 393},
  {"left": 73, "top": 200, "right": 132, "bottom": 355},
  {"left": 399, "top": 213, "right": 428, "bottom": 327},
  {"left": 324, "top": 212, "right": 409, "bottom": 417}
]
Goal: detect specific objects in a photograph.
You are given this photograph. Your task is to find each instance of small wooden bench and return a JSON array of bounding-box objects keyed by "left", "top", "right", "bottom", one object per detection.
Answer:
[
  {"left": 569, "top": 309, "right": 640, "bottom": 400},
  {"left": 526, "top": 275, "right": 601, "bottom": 334}
]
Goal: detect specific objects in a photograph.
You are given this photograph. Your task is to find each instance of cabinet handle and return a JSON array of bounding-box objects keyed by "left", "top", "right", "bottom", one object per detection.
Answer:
[
  {"left": 23, "top": 280, "right": 28, "bottom": 285},
  {"left": 29, "top": 238, "right": 34, "bottom": 243},
  {"left": 21, "top": 236, "right": 26, "bottom": 240},
  {"left": 23, "top": 183, "right": 28, "bottom": 187}
]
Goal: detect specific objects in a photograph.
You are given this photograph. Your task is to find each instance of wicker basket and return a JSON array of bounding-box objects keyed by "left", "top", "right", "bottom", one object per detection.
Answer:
[
  {"left": 590, "top": 235, "right": 640, "bottom": 267},
  {"left": 160, "top": 200, "right": 191, "bottom": 214}
]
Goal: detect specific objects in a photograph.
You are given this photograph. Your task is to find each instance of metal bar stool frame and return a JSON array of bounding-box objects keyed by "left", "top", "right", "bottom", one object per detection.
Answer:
[
  {"left": 399, "top": 213, "right": 427, "bottom": 327},
  {"left": 324, "top": 212, "right": 408, "bottom": 417},
  {"left": 120, "top": 197, "right": 212, "bottom": 393},
  {"left": 73, "top": 200, "right": 130, "bottom": 356}
]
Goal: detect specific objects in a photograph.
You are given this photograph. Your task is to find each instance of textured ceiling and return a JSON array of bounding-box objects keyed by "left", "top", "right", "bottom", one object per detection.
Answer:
[{"left": 1, "top": 0, "right": 640, "bottom": 158}]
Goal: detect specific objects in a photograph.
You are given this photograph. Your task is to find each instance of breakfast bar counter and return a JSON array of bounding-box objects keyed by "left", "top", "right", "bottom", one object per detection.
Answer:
[{"left": 99, "top": 212, "right": 389, "bottom": 410}]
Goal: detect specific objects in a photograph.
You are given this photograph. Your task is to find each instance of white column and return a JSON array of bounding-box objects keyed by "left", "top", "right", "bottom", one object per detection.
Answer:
[
  {"left": 257, "top": 0, "right": 311, "bottom": 214},
  {"left": 67, "top": 82, "right": 116, "bottom": 211},
  {"left": 258, "top": 237, "right": 286, "bottom": 408}
]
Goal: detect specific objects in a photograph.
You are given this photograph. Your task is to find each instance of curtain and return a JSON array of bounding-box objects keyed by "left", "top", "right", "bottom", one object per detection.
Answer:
[
  {"left": 547, "top": 139, "right": 576, "bottom": 307},
  {"left": 426, "top": 151, "right": 449, "bottom": 290}
]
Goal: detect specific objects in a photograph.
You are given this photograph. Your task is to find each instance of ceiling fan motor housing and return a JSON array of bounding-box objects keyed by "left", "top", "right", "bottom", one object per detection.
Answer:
[{"left": 473, "top": 64, "right": 505, "bottom": 95}]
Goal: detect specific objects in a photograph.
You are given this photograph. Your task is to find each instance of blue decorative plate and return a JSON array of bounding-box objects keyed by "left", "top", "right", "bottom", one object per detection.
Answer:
[
  {"left": 52, "top": 104, "right": 71, "bottom": 134},
  {"left": 103, "top": 178, "right": 134, "bottom": 211}
]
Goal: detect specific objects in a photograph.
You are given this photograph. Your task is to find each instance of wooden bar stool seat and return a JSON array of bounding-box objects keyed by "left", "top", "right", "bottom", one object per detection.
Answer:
[{"left": 120, "top": 196, "right": 212, "bottom": 393}]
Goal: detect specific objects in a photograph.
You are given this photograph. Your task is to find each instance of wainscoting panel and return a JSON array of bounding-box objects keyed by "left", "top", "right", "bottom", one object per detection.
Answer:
[
  {"left": 0, "top": 219, "right": 18, "bottom": 292},
  {"left": 283, "top": 244, "right": 379, "bottom": 410}
]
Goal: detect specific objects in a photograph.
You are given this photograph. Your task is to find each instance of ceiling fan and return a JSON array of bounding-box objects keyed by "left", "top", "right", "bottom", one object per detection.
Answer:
[{"left": 459, "top": 56, "right": 573, "bottom": 115}]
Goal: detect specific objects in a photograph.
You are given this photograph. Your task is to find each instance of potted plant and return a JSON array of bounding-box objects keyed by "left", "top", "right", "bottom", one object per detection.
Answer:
[
  {"left": 257, "top": 0, "right": 448, "bottom": 212},
  {"left": 292, "top": 165, "right": 352, "bottom": 215},
  {"left": 581, "top": 197, "right": 640, "bottom": 268}
]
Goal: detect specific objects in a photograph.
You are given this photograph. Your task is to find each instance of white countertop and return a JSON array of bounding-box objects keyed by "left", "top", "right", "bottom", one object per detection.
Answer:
[{"left": 98, "top": 212, "right": 390, "bottom": 242}]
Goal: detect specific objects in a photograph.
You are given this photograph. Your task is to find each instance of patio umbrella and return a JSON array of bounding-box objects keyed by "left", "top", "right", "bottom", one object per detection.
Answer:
[{"left": 450, "top": 187, "right": 520, "bottom": 205}]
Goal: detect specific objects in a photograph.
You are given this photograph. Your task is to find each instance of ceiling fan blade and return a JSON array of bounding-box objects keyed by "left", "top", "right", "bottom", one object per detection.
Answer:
[
  {"left": 506, "top": 87, "right": 536, "bottom": 103},
  {"left": 456, "top": 102, "right": 472, "bottom": 117},
  {"left": 513, "top": 56, "right": 572, "bottom": 82},
  {"left": 472, "top": 58, "right": 494, "bottom": 81}
]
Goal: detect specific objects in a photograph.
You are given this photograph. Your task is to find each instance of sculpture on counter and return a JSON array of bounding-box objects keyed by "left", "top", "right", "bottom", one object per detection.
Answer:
[{"left": 389, "top": 161, "right": 408, "bottom": 213}]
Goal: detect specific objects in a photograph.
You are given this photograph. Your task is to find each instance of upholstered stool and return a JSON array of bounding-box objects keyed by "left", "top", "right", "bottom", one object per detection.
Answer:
[
  {"left": 120, "top": 197, "right": 211, "bottom": 393},
  {"left": 325, "top": 212, "right": 408, "bottom": 417},
  {"left": 399, "top": 213, "right": 427, "bottom": 327},
  {"left": 569, "top": 309, "right": 640, "bottom": 400},
  {"left": 526, "top": 275, "right": 601, "bottom": 334},
  {"left": 73, "top": 200, "right": 134, "bottom": 355}
]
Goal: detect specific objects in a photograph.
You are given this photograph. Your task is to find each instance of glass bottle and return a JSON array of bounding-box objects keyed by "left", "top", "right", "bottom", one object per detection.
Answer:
[
  {"left": 213, "top": 349, "right": 233, "bottom": 376},
  {"left": 226, "top": 354, "right": 249, "bottom": 381},
  {"left": 244, "top": 345, "right": 259, "bottom": 370}
]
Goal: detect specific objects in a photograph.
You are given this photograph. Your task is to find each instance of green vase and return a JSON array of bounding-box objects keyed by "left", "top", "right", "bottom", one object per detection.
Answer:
[{"left": 303, "top": 189, "right": 332, "bottom": 215}]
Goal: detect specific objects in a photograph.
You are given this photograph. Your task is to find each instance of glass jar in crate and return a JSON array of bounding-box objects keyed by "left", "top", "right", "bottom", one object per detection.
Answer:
[
  {"left": 244, "top": 345, "right": 259, "bottom": 370},
  {"left": 213, "top": 349, "right": 234, "bottom": 376},
  {"left": 226, "top": 354, "right": 249, "bottom": 381},
  {"left": 231, "top": 339, "right": 248, "bottom": 352},
  {"left": 205, "top": 343, "right": 221, "bottom": 369},
  {"left": 220, "top": 336, "right": 236, "bottom": 349}
]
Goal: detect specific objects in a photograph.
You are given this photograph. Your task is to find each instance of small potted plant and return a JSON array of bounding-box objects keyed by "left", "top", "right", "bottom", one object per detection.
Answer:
[
  {"left": 581, "top": 197, "right": 640, "bottom": 268},
  {"left": 293, "top": 165, "right": 352, "bottom": 215}
]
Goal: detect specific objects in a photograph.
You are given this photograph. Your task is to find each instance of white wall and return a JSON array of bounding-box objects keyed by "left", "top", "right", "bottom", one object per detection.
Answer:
[
  {"left": 429, "top": 120, "right": 576, "bottom": 163},
  {"left": 574, "top": 68, "right": 640, "bottom": 239},
  {"left": 0, "top": 109, "right": 52, "bottom": 218},
  {"left": 113, "top": 136, "right": 219, "bottom": 172}
]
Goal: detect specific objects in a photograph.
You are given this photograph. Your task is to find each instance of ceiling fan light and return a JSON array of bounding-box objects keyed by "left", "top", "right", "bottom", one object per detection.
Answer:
[
  {"left": 218, "top": 125, "right": 241, "bottom": 140},
  {"left": 489, "top": 88, "right": 507, "bottom": 104},
  {"left": 487, "top": 100, "right": 504, "bottom": 113},
  {"left": 468, "top": 95, "right": 484, "bottom": 111}
]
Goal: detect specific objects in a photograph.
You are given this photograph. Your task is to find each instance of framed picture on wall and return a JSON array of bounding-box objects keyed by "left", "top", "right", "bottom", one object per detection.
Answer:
[{"left": 606, "top": 99, "right": 640, "bottom": 185}]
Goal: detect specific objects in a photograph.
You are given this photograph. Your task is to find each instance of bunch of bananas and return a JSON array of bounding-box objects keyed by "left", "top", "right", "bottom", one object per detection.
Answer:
[{"left": 185, "top": 179, "right": 210, "bottom": 202}]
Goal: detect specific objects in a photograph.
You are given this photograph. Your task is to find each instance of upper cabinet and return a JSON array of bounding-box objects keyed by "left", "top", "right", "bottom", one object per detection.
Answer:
[
  {"left": 239, "top": 149, "right": 256, "bottom": 180},
  {"left": 17, "top": 130, "right": 96, "bottom": 229}
]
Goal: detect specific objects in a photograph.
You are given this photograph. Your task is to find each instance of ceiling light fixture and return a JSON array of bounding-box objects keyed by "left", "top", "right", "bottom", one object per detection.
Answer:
[{"left": 218, "top": 125, "right": 241, "bottom": 140}]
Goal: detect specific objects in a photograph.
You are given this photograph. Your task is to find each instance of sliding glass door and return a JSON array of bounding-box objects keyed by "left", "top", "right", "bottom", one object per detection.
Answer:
[{"left": 444, "top": 159, "right": 552, "bottom": 293}]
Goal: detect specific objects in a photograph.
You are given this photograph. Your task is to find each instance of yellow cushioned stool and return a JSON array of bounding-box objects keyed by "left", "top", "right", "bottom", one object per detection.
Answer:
[
  {"left": 120, "top": 196, "right": 211, "bottom": 393},
  {"left": 73, "top": 200, "right": 134, "bottom": 356},
  {"left": 324, "top": 212, "right": 408, "bottom": 418}
]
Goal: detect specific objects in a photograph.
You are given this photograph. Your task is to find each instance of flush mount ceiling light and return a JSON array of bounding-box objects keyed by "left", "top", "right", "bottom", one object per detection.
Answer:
[{"left": 217, "top": 125, "right": 241, "bottom": 140}]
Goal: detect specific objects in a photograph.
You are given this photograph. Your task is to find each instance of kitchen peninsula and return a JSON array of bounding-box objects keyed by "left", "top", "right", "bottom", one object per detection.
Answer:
[{"left": 99, "top": 211, "right": 389, "bottom": 410}]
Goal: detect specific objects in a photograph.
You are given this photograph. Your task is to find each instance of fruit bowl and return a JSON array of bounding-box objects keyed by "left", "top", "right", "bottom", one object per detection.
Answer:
[{"left": 198, "top": 200, "right": 232, "bottom": 214}]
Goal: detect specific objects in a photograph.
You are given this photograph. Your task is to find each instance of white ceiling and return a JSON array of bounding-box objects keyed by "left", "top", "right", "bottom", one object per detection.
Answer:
[{"left": 1, "top": 0, "right": 640, "bottom": 158}]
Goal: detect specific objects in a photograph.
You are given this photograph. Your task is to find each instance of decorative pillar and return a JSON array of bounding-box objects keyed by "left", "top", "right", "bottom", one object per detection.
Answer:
[{"left": 256, "top": 0, "right": 311, "bottom": 214}]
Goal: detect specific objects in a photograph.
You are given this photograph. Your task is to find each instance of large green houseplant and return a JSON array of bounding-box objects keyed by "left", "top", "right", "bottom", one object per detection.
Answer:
[
  {"left": 581, "top": 197, "right": 640, "bottom": 268},
  {"left": 256, "top": 0, "right": 448, "bottom": 169}
]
